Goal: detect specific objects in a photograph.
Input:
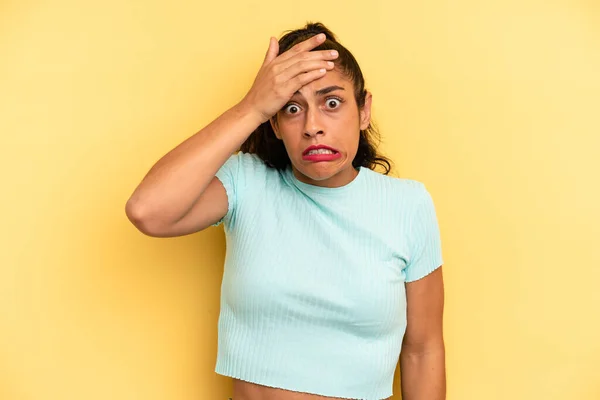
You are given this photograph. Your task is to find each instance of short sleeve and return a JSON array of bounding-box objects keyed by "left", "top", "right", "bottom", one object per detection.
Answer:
[
  {"left": 212, "top": 152, "right": 243, "bottom": 227},
  {"left": 405, "top": 185, "right": 444, "bottom": 282}
]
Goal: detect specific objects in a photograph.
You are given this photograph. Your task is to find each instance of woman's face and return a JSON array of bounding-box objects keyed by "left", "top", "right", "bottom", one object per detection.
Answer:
[{"left": 270, "top": 68, "right": 372, "bottom": 188}]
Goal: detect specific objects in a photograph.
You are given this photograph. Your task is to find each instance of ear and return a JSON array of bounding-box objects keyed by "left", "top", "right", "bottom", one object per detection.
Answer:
[
  {"left": 359, "top": 91, "right": 372, "bottom": 130},
  {"left": 270, "top": 115, "right": 282, "bottom": 139}
]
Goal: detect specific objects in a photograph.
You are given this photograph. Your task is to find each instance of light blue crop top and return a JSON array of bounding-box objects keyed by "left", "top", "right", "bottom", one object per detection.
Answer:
[{"left": 212, "top": 151, "right": 443, "bottom": 400}]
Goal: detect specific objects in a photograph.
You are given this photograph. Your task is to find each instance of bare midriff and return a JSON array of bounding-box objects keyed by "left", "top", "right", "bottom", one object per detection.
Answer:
[{"left": 232, "top": 379, "right": 392, "bottom": 400}]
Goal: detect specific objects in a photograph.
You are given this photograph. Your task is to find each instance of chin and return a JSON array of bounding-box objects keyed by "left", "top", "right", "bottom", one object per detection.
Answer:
[{"left": 296, "top": 160, "right": 347, "bottom": 180}]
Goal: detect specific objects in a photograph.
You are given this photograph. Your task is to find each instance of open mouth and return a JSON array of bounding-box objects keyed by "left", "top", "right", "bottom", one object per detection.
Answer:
[
  {"left": 302, "top": 148, "right": 342, "bottom": 162},
  {"left": 304, "top": 149, "right": 339, "bottom": 156},
  {"left": 302, "top": 145, "right": 340, "bottom": 156}
]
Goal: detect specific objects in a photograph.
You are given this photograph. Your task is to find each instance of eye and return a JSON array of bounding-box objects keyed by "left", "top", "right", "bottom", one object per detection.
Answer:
[
  {"left": 284, "top": 103, "right": 301, "bottom": 114},
  {"left": 325, "top": 97, "right": 343, "bottom": 109}
]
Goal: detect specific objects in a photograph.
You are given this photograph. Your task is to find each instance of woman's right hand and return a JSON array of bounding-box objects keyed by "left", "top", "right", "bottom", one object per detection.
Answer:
[{"left": 240, "top": 33, "right": 339, "bottom": 124}]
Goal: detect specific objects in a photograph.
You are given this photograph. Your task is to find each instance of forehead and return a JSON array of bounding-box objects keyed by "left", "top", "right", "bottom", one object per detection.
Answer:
[{"left": 295, "top": 68, "right": 351, "bottom": 97}]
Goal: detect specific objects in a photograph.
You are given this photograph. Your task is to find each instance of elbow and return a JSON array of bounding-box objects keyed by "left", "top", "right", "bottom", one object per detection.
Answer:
[
  {"left": 401, "top": 337, "right": 445, "bottom": 358},
  {"left": 125, "top": 198, "right": 163, "bottom": 237}
]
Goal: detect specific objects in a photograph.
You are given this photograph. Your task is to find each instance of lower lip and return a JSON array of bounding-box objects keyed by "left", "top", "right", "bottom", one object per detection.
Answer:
[{"left": 302, "top": 152, "right": 342, "bottom": 162}]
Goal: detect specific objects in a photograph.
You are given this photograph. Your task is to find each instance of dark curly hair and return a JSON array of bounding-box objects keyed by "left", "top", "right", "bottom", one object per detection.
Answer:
[{"left": 240, "top": 22, "right": 392, "bottom": 175}]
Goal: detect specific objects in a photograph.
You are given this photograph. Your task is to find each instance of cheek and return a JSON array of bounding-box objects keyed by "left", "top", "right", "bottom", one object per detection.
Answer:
[
  {"left": 277, "top": 119, "right": 304, "bottom": 142},
  {"left": 277, "top": 126, "right": 303, "bottom": 153},
  {"left": 277, "top": 116, "right": 300, "bottom": 134}
]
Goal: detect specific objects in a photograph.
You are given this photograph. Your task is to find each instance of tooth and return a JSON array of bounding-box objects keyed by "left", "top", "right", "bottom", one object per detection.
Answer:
[{"left": 306, "top": 148, "right": 336, "bottom": 156}]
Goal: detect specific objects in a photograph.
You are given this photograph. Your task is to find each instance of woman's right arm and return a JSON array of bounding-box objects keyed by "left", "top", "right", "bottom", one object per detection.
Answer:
[
  {"left": 125, "top": 33, "right": 337, "bottom": 237},
  {"left": 125, "top": 102, "right": 262, "bottom": 237}
]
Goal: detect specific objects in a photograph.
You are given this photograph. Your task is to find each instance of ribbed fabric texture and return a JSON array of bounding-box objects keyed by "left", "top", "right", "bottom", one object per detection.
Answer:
[{"left": 212, "top": 152, "right": 443, "bottom": 400}]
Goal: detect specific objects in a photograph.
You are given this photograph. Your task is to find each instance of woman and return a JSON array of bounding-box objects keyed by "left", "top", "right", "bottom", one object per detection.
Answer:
[{"left": 126, "top": 22, "right": 446, "bottom": 400}]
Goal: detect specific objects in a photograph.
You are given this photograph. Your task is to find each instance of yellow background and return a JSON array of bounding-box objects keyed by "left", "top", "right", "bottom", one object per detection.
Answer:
[{"left": 1, "top": 0, "right": 599, "bottom": 399}]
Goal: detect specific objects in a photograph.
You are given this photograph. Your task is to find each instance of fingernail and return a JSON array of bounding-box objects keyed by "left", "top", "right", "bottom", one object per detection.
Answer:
[
  {"left": 318, "top": 33, "right": 326, "bottom": 41},
  {"left": 331, "top": 50, "right": 338, "bottom": 57},
  {"left": 327, "top": 61, "right": 334, "bottom": 67}
]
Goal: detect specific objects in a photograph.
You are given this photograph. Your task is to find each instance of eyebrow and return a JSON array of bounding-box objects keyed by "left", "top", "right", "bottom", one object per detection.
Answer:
[{"left": 294, "top": 85, "right": 345, "bottom": 97}]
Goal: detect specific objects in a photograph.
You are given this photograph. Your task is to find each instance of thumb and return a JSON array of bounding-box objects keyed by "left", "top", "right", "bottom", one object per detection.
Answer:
[{"left": 262, "top": 37, "right": 279, "bottom": 65}]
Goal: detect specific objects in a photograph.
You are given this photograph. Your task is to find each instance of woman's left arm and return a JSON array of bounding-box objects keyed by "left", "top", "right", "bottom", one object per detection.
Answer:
[{"left": 400, "top": 266, "right": 446, "bottom": 400}]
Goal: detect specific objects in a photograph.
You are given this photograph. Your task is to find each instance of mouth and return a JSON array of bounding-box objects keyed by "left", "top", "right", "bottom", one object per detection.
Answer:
[
  {"left": 302, "top": 145, "right": 342, "bottom": 162},
  {"left": 302, "top": 145, "right": 340, "bottom": 156}
]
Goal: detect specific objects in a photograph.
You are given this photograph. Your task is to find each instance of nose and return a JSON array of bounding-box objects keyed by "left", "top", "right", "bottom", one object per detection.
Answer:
[{"left": 303, "top": 107, "right": 324, "bottom": 138}]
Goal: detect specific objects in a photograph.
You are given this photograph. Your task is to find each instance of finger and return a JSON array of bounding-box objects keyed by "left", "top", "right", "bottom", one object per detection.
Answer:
[
  {"left": 262, "top": 37, "right": 279, "bottom": 66},
  {"left": 276, "top": 49, "right": 338, "bottom": 74},
  {"left": 277, "top": 60, "right": 335, "bottom": 84},
  {"left": 283, "top": 68, "right": 328, "bottom": 95},
  {"left": 275, "top": 33, "right": 327, "bottom": 64}
]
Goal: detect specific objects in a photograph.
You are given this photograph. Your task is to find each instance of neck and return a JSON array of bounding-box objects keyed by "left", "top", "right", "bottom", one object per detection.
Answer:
[{"left": 292, "top": 164, "right": 359, "bottom": 188}]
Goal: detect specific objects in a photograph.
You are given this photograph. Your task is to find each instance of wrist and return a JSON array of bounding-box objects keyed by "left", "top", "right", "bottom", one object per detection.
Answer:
[{"left": 234, "top": 98, "right": 267, "bottom": 126}]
